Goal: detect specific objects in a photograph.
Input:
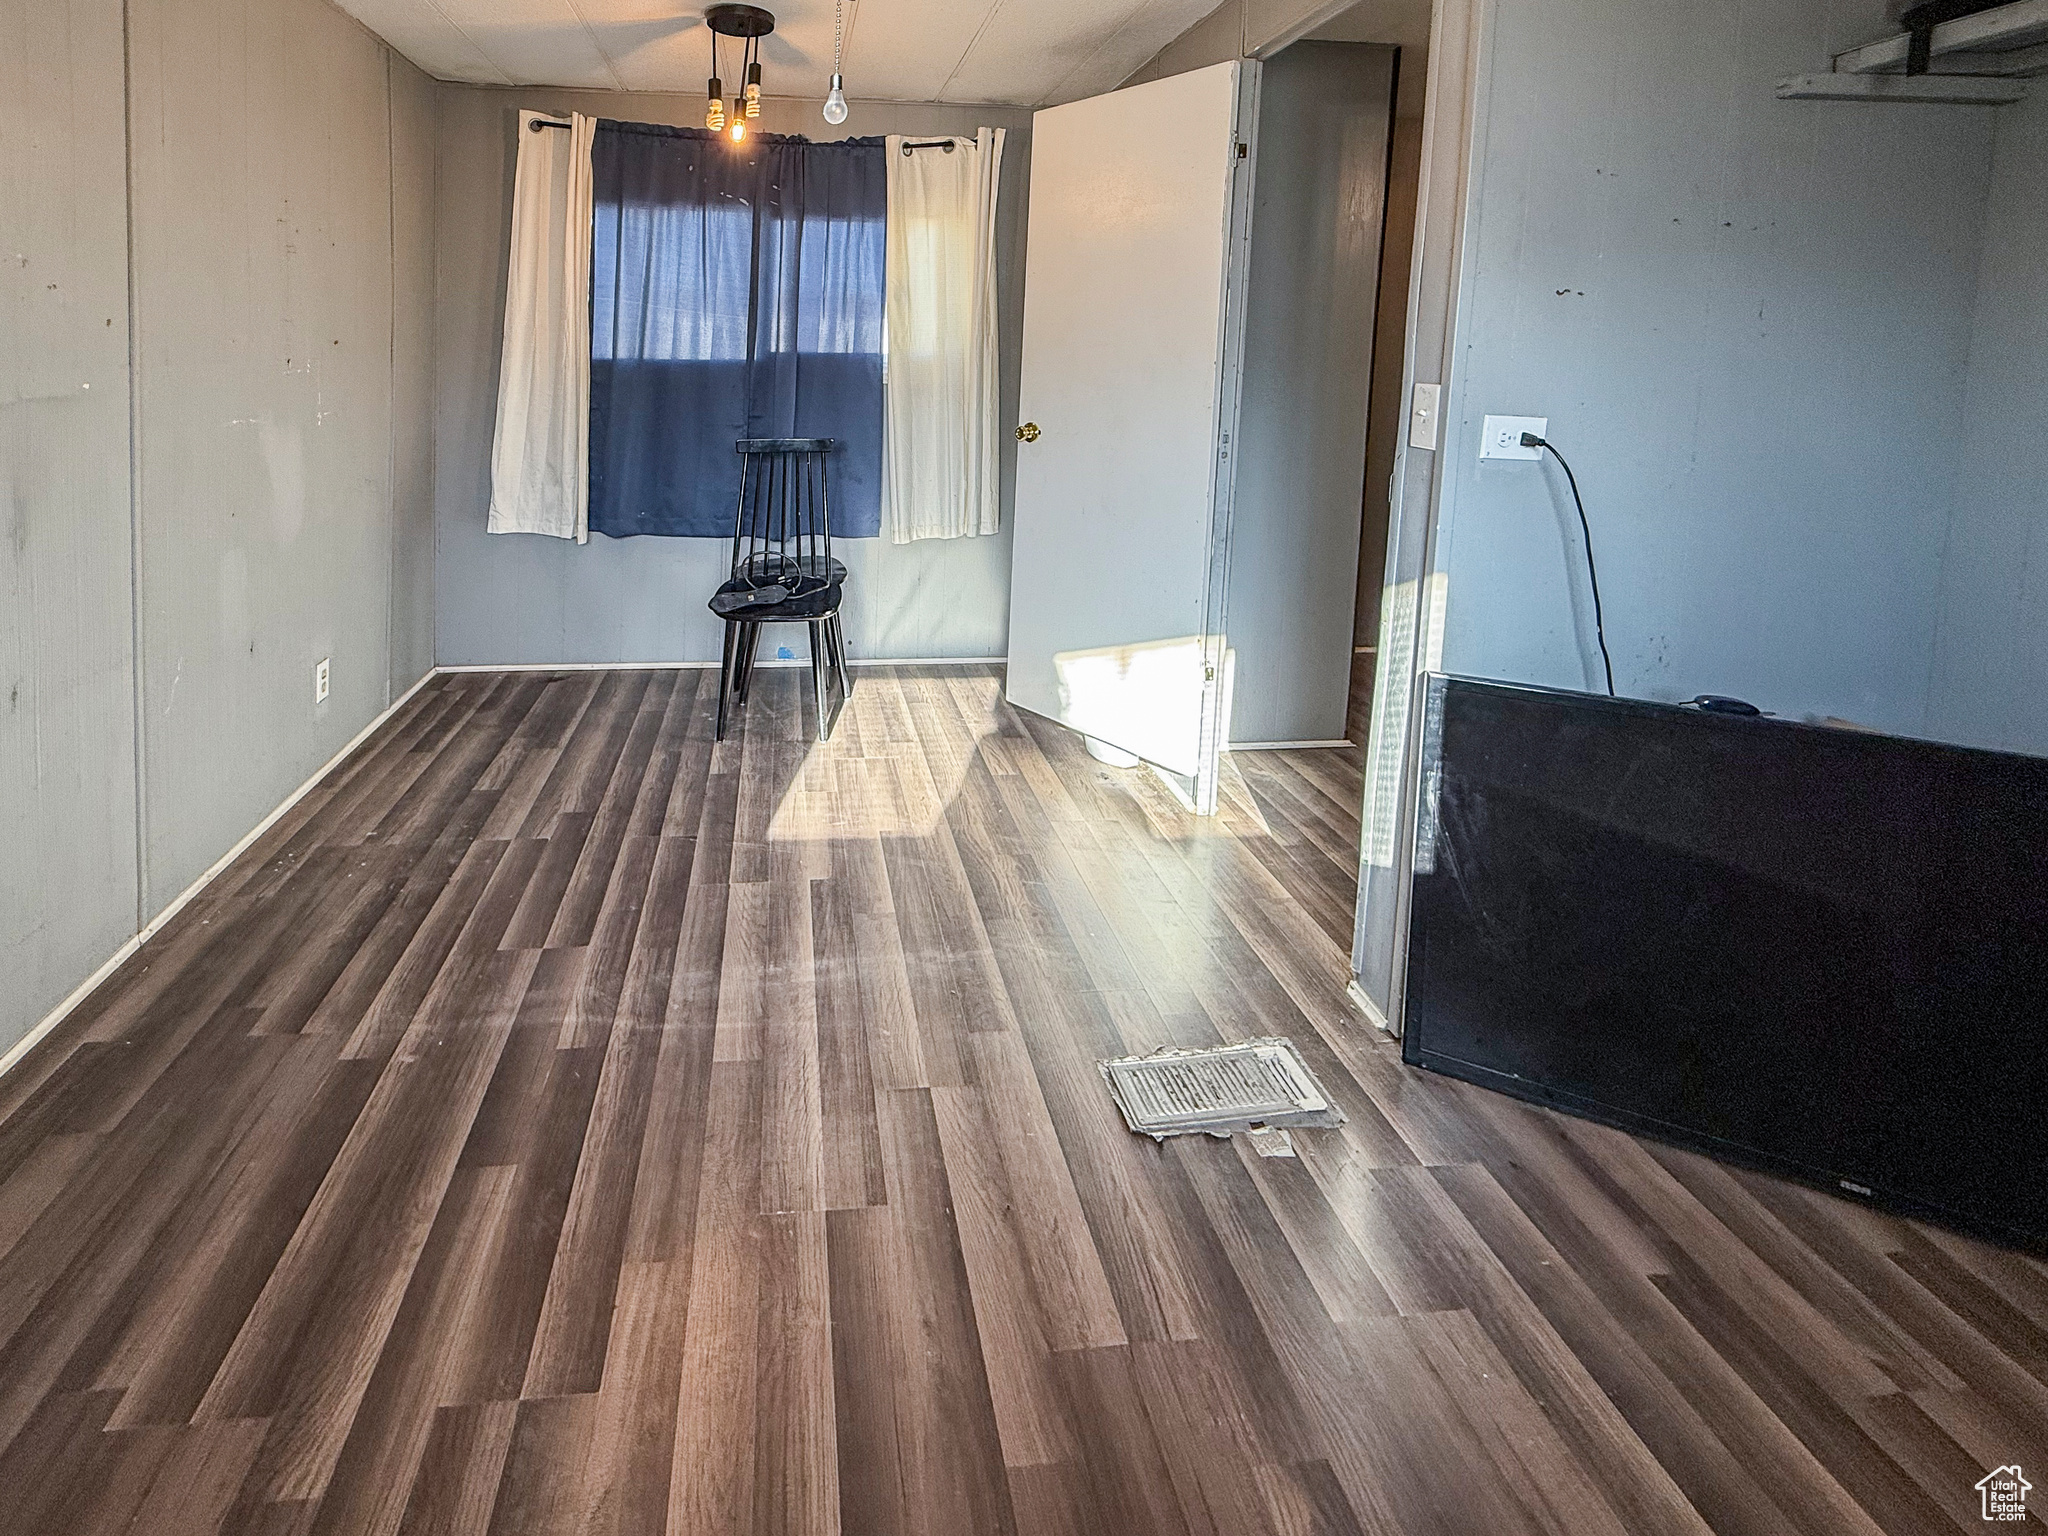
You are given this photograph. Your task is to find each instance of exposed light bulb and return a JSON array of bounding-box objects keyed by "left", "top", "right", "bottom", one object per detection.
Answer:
[
  {"left": 706, "top": 74, "right": 724, "bottom": 130},
  {"left": 746, "top": 60, "right": 762, "bottom": 117},
  {"left": 822, "top": 72, "right": 848, "bottom": 125},
  {"left": 730, "top": 118, "right": 747, "bottom": 143}
]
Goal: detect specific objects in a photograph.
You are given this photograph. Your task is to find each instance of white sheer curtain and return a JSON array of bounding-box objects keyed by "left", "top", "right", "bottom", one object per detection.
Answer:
[
  {"left": 882, "top": 127, "right": 1005, "bottom": 544},
  {"left": 489, "top": 110, "right": 596, "bottom": 542}
]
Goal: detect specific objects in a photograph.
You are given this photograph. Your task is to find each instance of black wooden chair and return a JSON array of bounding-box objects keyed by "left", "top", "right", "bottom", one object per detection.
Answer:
[{"left": 711, "top": 438, "right": 852, "bottom": 741}]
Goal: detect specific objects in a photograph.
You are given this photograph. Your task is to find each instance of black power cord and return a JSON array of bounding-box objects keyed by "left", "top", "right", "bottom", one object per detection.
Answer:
[{"left": 1521, "top": 431, "right": 1615, "bottom": 697}]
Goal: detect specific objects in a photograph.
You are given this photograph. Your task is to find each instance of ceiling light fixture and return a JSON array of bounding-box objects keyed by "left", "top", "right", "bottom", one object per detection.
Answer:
[
  {"left": 705, "top": 31, "right": 723, "bottom": 131},
  {"left": 706, "top": 5, "right": 775, "bottom": 140},
  {"left": 822, "top": 0, "right": 848, "bottom": 125}
]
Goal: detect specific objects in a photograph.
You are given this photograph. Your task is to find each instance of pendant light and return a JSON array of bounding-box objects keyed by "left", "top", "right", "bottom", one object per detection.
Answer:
[
  {"left": 705, "top": 28, "right": 724, "bottom": 132},
  {"left": 822, "top": 0, "right": 848, "bottom": 125},
  {"left": 705, "top": 6, "right": 775, "bottom": 140}
]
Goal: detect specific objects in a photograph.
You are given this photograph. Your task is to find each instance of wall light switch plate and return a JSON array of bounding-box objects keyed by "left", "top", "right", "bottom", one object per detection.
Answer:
[
  {"left": 315, "top": 657, "right": 330, "bottom": 704},
  {"left": 1409, "top": 383, "right": 1442, "bottom": 451},
  {"left": 1480, "top": 415, "right": 1547, "bottom": 461}
]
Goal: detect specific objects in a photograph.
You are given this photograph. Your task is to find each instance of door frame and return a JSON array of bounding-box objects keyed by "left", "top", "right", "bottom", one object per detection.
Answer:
[
  {"left": 1348, "top": 0, "right": 1492, "bottom": 1036},
  {"left": 1194, "top": 60, "right": 1264, "bottom": 815}
]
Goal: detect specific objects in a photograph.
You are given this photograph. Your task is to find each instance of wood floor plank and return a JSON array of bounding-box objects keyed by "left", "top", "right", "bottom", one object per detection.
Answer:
[
  {"left": 571, "top": 1256, "right": 692, "bottom": 1536},
  {"left": 873, "top": 1085, "right": 1020, "bottom": 1536},
  {"left": 759, "top": 849, "right": 825, "bottom": 1215},
  {"left": 0, "top": 1028, "right": 305, "bottom": 1453},
  {"left": 198, "top": 949, "right": 540, "bottom": 1503},
  {"left": 824, "top": 1205, "right": 911, "bottom": 1534},
  {"left": 0, "top": 664, "right": 2036, "bottom": 1536},
  {"left": 929, "top": 1082, "right": 1086, "bottom": 1470},
  {"left": 97, "top": 1038, "right": 382, "bottom": 1428},
  {"left": 752, "top": 1211, "right": 837, "bottom": 1536},
  {"left": 394, "top": 1401, "right": 517, "bottom": 1536},
  {"left": 667, "top": 1059, "right": 765, "bottom": 1535},
  {"left": 522, "top": 834, "right": 694, "bottom": 1396},
  {"left": 306, "top": 1164, "right": 518, "bottom": 1536},
  {"left": 810, "top": 878, "right": 887, "bottom": 1211}
]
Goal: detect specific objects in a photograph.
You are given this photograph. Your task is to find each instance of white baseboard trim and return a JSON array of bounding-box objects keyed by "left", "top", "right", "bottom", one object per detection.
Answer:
[
  {"left": 1346, "top": 978, "right": 1396, "bottom": 1038},
  {"left": 436, "top": 661, "right": 721, "bottom": 672},
  {"left": 435, "top": 657, "right": 1005, "bottom": 673},
  {"left": 1230, "top": 739, "right": 1355, "bottom": 752},
  {"left": 0, "top": 667, "right": 440, "bottom": 1085}
]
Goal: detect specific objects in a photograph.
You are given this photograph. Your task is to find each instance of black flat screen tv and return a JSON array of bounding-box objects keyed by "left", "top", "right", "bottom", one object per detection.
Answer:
[{"left": 1402, "top": 675, "right": 2048, "bottom": 1251}]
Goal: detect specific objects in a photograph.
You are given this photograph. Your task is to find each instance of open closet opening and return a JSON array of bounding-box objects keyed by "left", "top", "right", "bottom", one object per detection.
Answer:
[
  {"left": 1244, "top": 1, "right": 1434, "bottom": 753},
  {"left": 1223, "top": 35, "right": 1397, "bottom": 754}
]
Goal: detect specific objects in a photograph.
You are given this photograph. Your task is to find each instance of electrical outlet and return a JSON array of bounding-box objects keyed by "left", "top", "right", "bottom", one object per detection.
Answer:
[
  {"left": 1480, "top": 415, "right": 1547, "bottom": 461},
  {"left": 315, "top": 657, "right": 330, "bottom": 704}
]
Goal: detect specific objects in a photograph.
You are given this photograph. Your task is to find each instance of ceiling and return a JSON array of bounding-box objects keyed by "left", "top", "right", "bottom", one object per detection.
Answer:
[{"left": 332, "top": 0, "right": 1226, "bottom": 107}]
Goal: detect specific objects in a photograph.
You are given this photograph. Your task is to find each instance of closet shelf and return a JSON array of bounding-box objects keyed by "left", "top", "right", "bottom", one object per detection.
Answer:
[{"left": 1778, "top": 0, "right": 2047, "bottom": 103}]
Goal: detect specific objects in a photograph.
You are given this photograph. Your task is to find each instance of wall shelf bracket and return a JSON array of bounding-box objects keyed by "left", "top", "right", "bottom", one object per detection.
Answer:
[{"left": 1786, "top": 0, "right": 2048, "bottom": 101}]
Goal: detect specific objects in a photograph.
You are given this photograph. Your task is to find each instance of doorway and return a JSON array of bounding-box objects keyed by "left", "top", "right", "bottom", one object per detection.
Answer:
[{"left": 998, "top": 0, "right": 1482, "bottom": 1036}]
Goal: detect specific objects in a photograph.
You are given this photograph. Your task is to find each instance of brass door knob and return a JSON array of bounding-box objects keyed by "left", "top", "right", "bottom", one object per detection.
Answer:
[{"left": 1015, "top": 422, "right": 1040, "bottom": 442}]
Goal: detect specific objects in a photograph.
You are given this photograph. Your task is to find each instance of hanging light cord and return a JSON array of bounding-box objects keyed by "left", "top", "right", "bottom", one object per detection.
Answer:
[
  {"left": 833, "top": 0, "right": 844, "bottom": 73},
  {"left": 1522, "top": 433, "right": 1616, "bottom": 697}
]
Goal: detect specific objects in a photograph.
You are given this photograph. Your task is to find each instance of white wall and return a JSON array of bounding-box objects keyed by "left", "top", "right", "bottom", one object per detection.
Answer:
[
  {"left": 432, "top": 88, "right": 1033, "bottom": 667},
  {"left": 1432, "top": 0, "right": 1994, "bottom": 735},
  {"left": 1926, "top": 88, "right": 2048, "bottom": 757}
]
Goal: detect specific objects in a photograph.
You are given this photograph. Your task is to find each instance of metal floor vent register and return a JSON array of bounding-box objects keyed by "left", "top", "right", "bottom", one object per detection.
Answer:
[{"left": 1099, "top": 1038, "right": 1345, "bottom": 1141}]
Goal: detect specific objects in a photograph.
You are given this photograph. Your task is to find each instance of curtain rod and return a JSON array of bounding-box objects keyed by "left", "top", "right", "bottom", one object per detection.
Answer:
[{"left": 531, "top": 119, "right": 966, "bottom": 149}]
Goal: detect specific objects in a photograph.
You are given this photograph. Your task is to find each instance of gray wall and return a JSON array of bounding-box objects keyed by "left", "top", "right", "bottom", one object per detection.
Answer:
[
  {"left": 1926, "top": 88, "right": 2048, "bottom": 756},
  {"left": 1, "top": 0, "right": 439, "bottom": 1054},
  {"left": 1227, "top": 42, "right": 1392, "bottom": 744},
  {"left": 434, "top": 88, "right": 1033, "bottom": 667},
  {"left": 1432, "top": 0, "right": 1994, "bottom": 735},
  {"left": 1130, "top": 0, "right": 1430, "bottom": 105},
  {"left": 391, "top": 56, "right": 441, "bottom": 694},
  {"left": 1, "top": 0, "right": 141, "bottom": 1055},
  {"left": 1126, "top": 0, "right": 1384, "bottom": 85}
]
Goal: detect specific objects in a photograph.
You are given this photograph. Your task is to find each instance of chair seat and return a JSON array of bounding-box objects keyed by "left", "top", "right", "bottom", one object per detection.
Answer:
[{"left": 709, "top": 571, "right": 844, "bottom": 621}]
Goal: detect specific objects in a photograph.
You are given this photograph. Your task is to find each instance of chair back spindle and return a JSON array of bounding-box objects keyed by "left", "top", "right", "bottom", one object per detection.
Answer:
[{"left": 728, "top": 438, "right": 834, "bottom": 604}]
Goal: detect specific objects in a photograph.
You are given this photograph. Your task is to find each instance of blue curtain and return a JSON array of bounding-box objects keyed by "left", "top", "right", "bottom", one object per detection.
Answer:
[{"left": 588, "top": 122, "right": 886, "bottom": 539}]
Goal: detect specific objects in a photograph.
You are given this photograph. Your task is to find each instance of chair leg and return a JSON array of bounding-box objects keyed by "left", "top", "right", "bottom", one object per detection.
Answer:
[
  {"left": 809, "top": 622, "right": 831, "bottom": 741},
  {"left": 716, "top": 620, "right": 738, "bottom": 741},
  {"left": 736, "top": 622, "right": 759, "bottom": 703},
  {"left": 827, "top": 613, "right": 851, "bottom": 701}
]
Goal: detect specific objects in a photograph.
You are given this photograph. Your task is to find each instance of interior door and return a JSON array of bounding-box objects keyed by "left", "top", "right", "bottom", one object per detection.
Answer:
[{"left": 1004, "top": 60, "right": 1259, "bottom": 813}]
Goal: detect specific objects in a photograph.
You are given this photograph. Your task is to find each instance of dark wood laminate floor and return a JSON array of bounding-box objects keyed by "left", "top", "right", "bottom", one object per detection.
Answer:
[{"left": 2, "top": 665, "right": 2044, "bottom": 1536}]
